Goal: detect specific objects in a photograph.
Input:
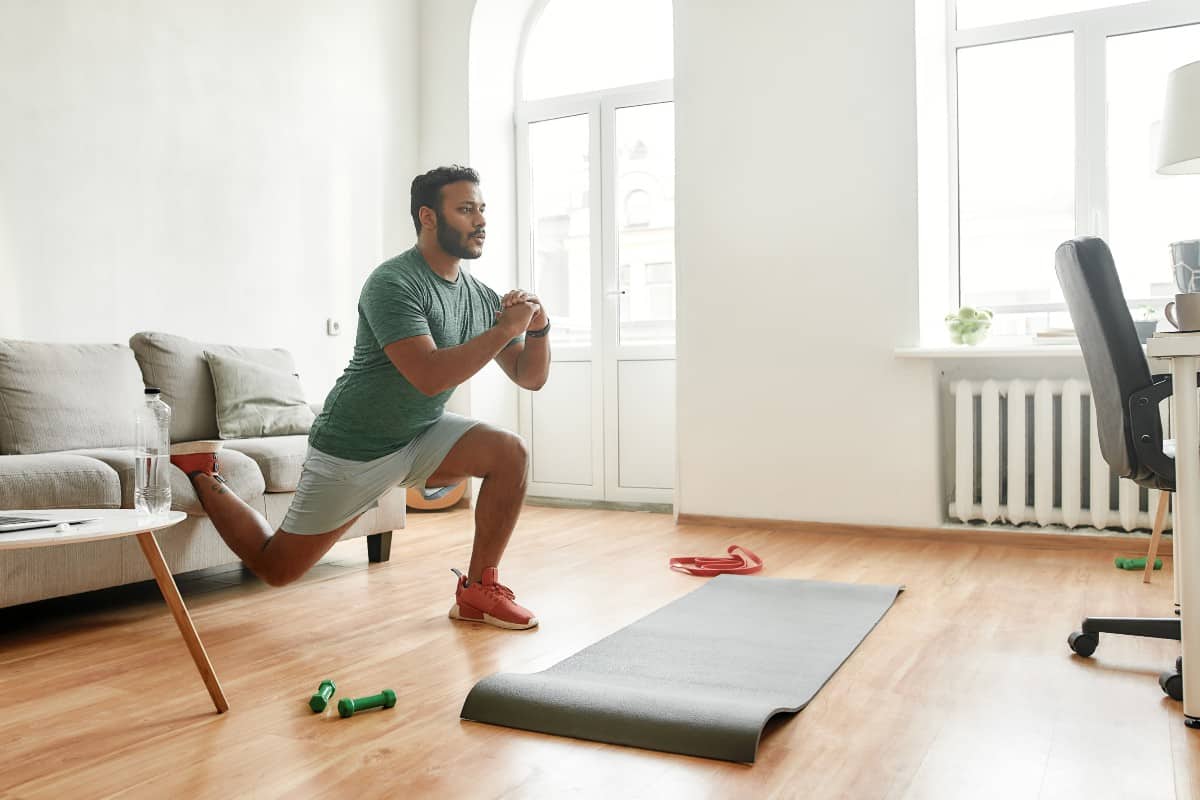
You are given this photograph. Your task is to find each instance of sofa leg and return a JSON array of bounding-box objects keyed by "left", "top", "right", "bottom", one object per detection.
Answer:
[{"left": 367, "top": 531, "right": 393, "bottom": 563}]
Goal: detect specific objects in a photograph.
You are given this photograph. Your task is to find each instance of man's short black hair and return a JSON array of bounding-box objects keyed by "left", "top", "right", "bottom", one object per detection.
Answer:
[{"left": 410, "top": 165, "right": 480, "bottom": 234}]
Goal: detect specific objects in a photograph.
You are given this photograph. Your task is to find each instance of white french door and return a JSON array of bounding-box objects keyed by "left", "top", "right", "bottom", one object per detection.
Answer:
[{"left": 516, "top": 81, "right": 675, "bottom": 504}]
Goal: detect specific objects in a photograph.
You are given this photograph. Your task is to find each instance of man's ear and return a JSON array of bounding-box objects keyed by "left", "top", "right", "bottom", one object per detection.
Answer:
[{"left": 418, "top": 205, "right": 438, "bottom": 231}]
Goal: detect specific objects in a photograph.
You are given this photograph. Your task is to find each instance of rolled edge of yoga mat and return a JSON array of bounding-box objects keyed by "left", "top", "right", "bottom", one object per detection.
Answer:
[{"left": 1114, "top": 557, "right": 1162, "bottom": 570}]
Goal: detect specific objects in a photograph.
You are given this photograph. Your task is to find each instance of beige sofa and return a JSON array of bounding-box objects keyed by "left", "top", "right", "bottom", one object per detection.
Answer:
[{"left": 0, "top": 332, "right": 404, "bottom": 608}]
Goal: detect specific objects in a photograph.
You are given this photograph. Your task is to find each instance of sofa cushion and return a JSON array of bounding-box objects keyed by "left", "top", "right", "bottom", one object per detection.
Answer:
[
  {"left": 205, "top": 352, "right": 315, "bottom": 439},
  {"left": 0, "top": 454, "right": 122, "bottom": 509},
  {"left": 68, "top": 447, "right": 266, "bottom": 516},
  {"left": 129, "top": 331, "right": 300, "bottom": 443},
  {"left": 0, "top": 339, "right": 146, "bottom": 455},
  {"left": 222, "top": 435, "right": 307, "bottom": 492}
]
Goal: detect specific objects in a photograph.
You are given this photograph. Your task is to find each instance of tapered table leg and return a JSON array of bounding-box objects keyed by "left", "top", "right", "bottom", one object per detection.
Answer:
[{"left": 136, "top": 530, "right": 229, "bottom": 713}]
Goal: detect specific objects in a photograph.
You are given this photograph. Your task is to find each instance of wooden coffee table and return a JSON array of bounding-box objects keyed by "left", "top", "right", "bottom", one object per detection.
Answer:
[{"left": 0, "top": 508, "right": 228, "bottom": 713}]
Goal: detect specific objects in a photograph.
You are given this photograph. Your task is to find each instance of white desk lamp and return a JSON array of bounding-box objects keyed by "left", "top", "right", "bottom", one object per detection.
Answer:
[{"left": 1159, "top": 59, "right": 1200, "bottom": 176}]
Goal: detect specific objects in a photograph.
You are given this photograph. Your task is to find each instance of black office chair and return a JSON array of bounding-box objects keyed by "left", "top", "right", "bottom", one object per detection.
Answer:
[{"left": 1054, "top": 236, "right": 1182, "bottom": 700}]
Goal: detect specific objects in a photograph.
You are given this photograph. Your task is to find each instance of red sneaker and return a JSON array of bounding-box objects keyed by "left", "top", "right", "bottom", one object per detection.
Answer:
[
  {"left": 169, "top": 441, "right": 224, "bottom": 479},
  {"left": 449, "top": 567, "right": 538, "bottom": 630}
]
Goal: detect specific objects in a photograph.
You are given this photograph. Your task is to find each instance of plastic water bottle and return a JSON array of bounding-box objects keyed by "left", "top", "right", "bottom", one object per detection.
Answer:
[{"left": 134, "top": 388, "right": 172, "bottom": 516}]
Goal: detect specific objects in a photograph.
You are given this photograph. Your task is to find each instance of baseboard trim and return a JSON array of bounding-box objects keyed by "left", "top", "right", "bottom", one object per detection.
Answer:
[
  {"left": 675, "top": 514, "right": 1174, "bottom": 555},
  {"left": 527, "top": 496, "right": 673, "bottom": 514}
]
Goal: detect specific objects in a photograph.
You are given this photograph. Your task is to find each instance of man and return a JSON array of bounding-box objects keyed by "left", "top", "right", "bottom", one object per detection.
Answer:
[{"left": 172, "top": 165, "right": 550, "bottom": 630}]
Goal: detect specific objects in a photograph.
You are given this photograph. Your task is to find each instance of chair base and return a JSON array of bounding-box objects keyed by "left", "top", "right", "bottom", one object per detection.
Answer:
[
  {"left": 1080, "top": 616, "right": 1180, "bottom": 640},
  {"left": 1068, "top": 617, "right": 1183, "bottom": 702},
  {"left": 1067, "top": 616, "right": 1179, "bottom": 659}
]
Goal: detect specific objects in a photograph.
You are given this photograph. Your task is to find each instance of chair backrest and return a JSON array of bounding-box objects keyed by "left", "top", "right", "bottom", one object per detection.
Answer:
[{"left": 1054, "top": 236, "right": 1158, "bottom": 483}]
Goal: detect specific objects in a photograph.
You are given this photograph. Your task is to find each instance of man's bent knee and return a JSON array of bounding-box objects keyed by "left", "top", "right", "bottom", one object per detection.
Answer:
[
  {"left": 495, "top": 431, "right": 529, "bottom": 475},
  {"left": 248, "top": 542, "right": 307, "bottom": 587},
  {"left": 259, "top": 568, "right": 297, "bottom": 588},
  {"left": 255, "top": 556, "right": 306, "bottom": 587},
  {"left": 252, "top": 527, "right": 347, "bottom": 587}
]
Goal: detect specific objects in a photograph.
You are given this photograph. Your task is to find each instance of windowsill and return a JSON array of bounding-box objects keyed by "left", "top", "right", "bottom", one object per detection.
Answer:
[
  {"left": 896, "top": 336, "right": 1154, "bottom": 359},
  {"left": 895, "top": 337, "right": 1084, "bottom": 358}
]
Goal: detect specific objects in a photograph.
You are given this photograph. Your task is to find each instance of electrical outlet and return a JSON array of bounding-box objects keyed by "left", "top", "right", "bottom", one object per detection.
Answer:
[{"left": 326, "top": 318, "right": 341, "bottom": 336}]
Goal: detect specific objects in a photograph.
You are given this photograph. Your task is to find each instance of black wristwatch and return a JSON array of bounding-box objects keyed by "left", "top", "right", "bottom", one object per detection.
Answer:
[{"left": 526, "top": 320, "right": 551, "bottom": 338}]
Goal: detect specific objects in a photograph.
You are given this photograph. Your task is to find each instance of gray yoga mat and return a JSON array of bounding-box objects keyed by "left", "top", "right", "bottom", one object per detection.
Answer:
[{"left": 460, "top": 574, "right": 902, "bottom": 763}]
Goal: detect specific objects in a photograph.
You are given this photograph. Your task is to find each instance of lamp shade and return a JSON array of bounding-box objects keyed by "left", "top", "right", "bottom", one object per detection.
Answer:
[{"left": 1158, "top": 59, "right": 1200, "bottom": 175}]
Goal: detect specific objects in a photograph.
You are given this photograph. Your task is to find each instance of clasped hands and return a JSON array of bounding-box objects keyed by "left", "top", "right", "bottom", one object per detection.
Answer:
[{"left": 495, "top": 290, "right": 549, "bottom": 336}]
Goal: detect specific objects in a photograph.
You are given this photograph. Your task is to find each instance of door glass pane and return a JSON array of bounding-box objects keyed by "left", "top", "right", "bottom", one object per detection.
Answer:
[
  {"left": 615, "top": 102, "right": 675, "bottom": 345},
  {"left": 522, "top": 0, "right": 673, "bottom": 100},
  {"left": 956, "top": 0, "right": 1133, "bottom": 30},
  {"left": 957, "top": 35, "right": 1075, "bottom": 310},
  {"left": 529, "top": 114, "right": 591, "bottom": 346},
  {"left": 1107, "top": 25, "right": 1200, "bottom": 300}
]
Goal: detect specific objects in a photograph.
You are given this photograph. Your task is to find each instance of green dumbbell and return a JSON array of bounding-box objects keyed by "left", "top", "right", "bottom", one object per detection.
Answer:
[
  {"left": 337, "top": 689, "right": 396, "bottom": 718},
  {"left": 309, "top": 679, "right": 336, "bottom": 713},
  {"left": 1113, "top": 556, "right": 1161, "bottom": 568}
]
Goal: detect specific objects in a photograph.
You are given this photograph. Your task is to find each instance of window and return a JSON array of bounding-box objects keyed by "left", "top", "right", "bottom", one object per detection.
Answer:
[
  {"left": 957, "top": 34, "right": 1075, "bottom": 310},
  {"left": 615, "top": 102, "right": 675, "bottom": 345},
  {"left": 936, "top": 0, "right": 1200, "bottom": 336},
  {"left": 624, "top": 189, "right": 651, "bottom": 227},
  {"left": 518, "top": 0, "right": 675, "bottom": 348},
  {"left": 527, "top": 114, "right": 592, "bottom": 345}
]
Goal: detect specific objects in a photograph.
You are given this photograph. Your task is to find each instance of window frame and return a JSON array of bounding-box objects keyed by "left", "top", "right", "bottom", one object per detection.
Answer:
[
  {"left": 945, "top": 0, "right": 1200, "bottom": 315},
  {"left": 515, "top": 79, "right": 675, "bottom": 361}
]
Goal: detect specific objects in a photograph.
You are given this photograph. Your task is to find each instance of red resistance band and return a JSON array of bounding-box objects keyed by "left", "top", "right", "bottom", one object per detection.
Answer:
[{"left": 669, "top": 544, "right": 763, "bottom": 576}]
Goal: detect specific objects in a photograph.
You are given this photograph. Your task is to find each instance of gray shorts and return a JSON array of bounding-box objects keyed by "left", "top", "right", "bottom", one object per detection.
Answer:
[{"left": 280, "top": 412, "right": 480, "bottom": 535}]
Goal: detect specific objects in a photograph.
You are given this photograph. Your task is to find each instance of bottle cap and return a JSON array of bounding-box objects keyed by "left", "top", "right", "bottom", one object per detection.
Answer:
[{"left": 144, "top": 387, "right": 161, "bottom": 395}]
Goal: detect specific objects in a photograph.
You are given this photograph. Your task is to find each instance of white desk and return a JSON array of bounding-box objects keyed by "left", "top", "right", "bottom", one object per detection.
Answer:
[
  {"left": 1146, "top": 333, "right": 1200, "bottom": 728},
  {"left": 0, "top": 509, "right": 228, "bottom": 713}
]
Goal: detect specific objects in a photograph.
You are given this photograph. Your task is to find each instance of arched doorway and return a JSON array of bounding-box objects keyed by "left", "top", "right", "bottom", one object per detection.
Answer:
[{"left": 512, "top": 0, "right": 676, "bottom": 504}]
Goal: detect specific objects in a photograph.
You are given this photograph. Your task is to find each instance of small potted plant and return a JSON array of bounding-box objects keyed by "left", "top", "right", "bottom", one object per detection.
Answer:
[
  {"left": 1133, "top": 306, "right": 1158, "bottom": 343},
  {"left": 945, "top": 306, "right": 994, "bottom": 346}
]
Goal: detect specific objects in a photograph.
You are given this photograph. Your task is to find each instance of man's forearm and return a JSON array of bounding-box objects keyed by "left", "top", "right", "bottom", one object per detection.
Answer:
[
  {"left": 423, "top": 326, "right": 521, "bottom": 395},
  {"left": 515, "top": 334, "right": 551, "bottom": 390}
]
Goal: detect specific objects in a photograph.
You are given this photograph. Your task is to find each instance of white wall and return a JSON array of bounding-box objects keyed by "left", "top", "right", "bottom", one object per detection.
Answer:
[
  {"left": 673, "top": 1, "right": 942, "bottom": 526},
  {"left": 0, "top": 0, "right": 420, "bottom": 400},
  {"left": 418, "top": 0, "right": 473, "bottom": 171}
]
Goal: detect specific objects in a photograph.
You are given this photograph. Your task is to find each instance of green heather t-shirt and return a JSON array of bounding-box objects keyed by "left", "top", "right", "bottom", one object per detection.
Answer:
[{"left": 308, "top": 247, "right": 509, "bottom": 461}]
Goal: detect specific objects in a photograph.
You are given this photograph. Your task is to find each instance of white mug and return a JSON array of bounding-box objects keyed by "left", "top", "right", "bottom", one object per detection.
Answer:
[{"left": 1165, "top": 293, "right": 1200, "bottom": 332}]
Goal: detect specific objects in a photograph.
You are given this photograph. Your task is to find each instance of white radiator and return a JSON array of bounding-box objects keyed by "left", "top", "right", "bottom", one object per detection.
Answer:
[{"left": 948, "top": 378, "right": 1171, "bottom": 532}]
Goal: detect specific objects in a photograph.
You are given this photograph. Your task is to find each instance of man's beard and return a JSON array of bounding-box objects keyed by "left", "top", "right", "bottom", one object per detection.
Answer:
[{"left": 436, "top": 214, "right": 482, "bottom": 260}]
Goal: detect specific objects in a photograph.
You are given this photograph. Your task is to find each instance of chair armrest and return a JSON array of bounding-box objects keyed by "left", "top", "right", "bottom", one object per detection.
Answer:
[{"left": 1129, "top": 375, "right": 1175, "bottom": 486}]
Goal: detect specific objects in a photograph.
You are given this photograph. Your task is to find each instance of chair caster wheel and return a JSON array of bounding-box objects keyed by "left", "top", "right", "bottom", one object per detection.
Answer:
[
  {"left": 1068, "top": 631, "right": 1098, "bottom": 657},
  {"left": 1160, "top": 671, "right": 1183, "bottom": 702}
]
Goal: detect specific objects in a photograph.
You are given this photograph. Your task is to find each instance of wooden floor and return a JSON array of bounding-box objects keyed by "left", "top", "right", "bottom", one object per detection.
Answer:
[{"left": 1, "top": 506, "right": 1197, "bottom": 799}]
